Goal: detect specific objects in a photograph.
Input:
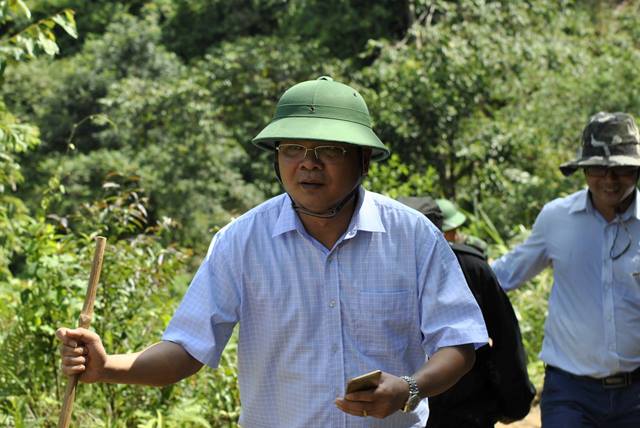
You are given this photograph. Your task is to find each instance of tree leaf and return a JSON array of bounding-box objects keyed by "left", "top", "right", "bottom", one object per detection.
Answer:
[
  {"left": 13, "top": 0, "right": 32, "bottom": 20},
  {"left": 37, "top": 31, "right": 58, "bottom": 56},
  {"left": 52, "top": 10, "right": 78, "bottom": 39}
]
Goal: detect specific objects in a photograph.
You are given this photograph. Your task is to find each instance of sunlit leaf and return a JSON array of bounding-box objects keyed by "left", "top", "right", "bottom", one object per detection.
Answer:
[
  {"left": 52, "top": 10, "right": 78, "bottom": 39},
  {"left": 36, "top": 32, "right": 58, "bottom": 56},
  {"left": 13, "top": 0, "right": 31, "bottom": 19}
]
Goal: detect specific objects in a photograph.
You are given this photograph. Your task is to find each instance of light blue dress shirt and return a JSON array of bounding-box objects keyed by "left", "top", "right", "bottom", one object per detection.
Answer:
[
  {"left": 163, "top": 188, "right": 488, "bottom": 428},
  {"left": 492, "top": 188, "right": 640, "bottom": 378}
]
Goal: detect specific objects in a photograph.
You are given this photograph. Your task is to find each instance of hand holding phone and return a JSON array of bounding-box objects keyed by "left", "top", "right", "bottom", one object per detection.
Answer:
[{"left": 346, "top": 370, "right": 382, "bottom": 394}]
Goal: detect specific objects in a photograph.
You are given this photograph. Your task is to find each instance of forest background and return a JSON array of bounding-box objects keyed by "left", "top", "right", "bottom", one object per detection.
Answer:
[{"left": 2, "top": 0, "right": 639, "bottom": 426}]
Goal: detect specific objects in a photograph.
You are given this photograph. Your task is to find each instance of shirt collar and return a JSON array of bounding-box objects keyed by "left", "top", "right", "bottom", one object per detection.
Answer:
[
  {"left": 628, "top": 188, "right": 640, "bottom": 221},
  {"left": 272, "top": 194, "right": 299, "bottom": 237},
  {"left": 349, "top": 187, "right": 386, "bottom": 234},
  {"left": 569, "top": 187, "right": 640, "bottom": 220},
  {"left": 271, "top": 187, "right": 387, "bottom": 238},
  {"left": 568, "top": 189, "right": 589, "bottom": 215}
]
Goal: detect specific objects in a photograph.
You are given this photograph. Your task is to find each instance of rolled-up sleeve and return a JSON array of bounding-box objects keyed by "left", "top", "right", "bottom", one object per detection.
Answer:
[
  {"left": 163, "top": 232, "right": 240, "bottom": 368},
  {"left": 492, "top": 209, "right": 551, "bottom": 291},
  {"left": 418, "top": 233, "right": 489, "bottom": 355}
]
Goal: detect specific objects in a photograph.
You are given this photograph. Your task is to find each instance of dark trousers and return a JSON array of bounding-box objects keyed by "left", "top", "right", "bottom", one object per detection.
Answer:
[{"left": 541, "top": 366, "right": 640, "bottom": 428}]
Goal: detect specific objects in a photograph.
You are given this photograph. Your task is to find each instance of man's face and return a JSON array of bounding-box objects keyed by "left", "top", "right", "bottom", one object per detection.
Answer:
[
  {"left": 277, "top": 140, "right": 370, "bottom": 213},
  {"left": 584, "top": 166, "right": 639, "bottom": 213}
]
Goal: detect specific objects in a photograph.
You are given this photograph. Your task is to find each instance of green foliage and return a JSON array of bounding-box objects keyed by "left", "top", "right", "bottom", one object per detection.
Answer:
[
  {"left": 96, "top": 71, "right": 265, "bottom": 245},
  {"left": 277, "top": 0, "right": 409, "bottom": 61},
  {"left": 1, "top": 223, "right": 84, "bottom": 425},
  {"left": 0, "top": 0, "right": 77, "bottom": 280},
  {"left": 159, "top": 0, "right": 285, "bottom": 60},
  {"left": 0, "top": 100, "right": 39, "bottom": 192},
  {"left": 0, "top": 1, "right": 76, "bottom": 72},
  {"left": 158, "top": 0, "right": 410, "bottom": 62},
  {"left": 364, "top": 154, "right": 439, "bottom": 199},
  {"left": 0, "top": 179, "right": 242, "bottom": 426},
  {"left": 358, "top": 0, "right": 564, "bottom": 203},
  {"left": 3, "top": 11, "right": 182, "bottom": 155},
  {"left": 26, "top": 0, "right": 147, "bottom": 55}
]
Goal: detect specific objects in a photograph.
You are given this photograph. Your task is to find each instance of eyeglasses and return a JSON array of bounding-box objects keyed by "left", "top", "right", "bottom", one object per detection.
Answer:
[
  {"left": 276, "top": 143, "right": 349, "bottom": 164},
  {"left": 610, "top": 216, "right": 632, "bottom": 260},
  {"left": 584, "top": 166, "right": 639, "bottom": 177}
]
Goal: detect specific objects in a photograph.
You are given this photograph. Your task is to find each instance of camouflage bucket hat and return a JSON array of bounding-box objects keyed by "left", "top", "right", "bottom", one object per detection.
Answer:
[
  {"left": 559, "top": 112, "right": 640, "bottom": 176},
  {"left": 252, "top": 76, "right": 390, "bottom": 161}
]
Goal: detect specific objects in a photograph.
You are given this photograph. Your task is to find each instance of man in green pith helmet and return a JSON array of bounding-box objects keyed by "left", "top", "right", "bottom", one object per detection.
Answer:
[
  {"left": 398, "top": 197, "right": 535, "bottom": 428},
  {"left": 436, "top": 198, "right": 488, "bottom": 255},
  {"left": 56, "top": 77, "right": 487, "bottom": 428},
  {"left": 492, "top": 112, "right": 640, "bottom": 427}
]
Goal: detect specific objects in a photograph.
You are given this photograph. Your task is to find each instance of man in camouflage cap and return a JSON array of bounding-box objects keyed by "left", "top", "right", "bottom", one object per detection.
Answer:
[
  {"left": 493, "top": 112, "right": 640, "bottom": 427},
  {"left": 560, "top": 112, "right": 640, "bottom": 176}
]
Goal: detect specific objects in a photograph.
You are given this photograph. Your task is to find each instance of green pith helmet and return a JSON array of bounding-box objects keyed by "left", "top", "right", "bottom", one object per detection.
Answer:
[
  {"left": 252, "top": 76, "right": 390, "bottom": 161},
  {"left": 436, "top": 198, "right": 466, "bottom": 232},
  {"left": 559, "top": 112, "right": 640, "bottom": 176}
]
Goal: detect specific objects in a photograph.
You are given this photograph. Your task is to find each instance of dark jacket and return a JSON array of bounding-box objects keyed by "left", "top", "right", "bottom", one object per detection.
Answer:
[{"left": 426, "top": 243, "right": 535, "bottom": 428}]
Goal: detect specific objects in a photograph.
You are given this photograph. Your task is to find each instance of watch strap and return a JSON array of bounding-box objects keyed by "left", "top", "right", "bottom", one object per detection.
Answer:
[{"left": 400, "top": 375, "right": 420, "bottom": 412}]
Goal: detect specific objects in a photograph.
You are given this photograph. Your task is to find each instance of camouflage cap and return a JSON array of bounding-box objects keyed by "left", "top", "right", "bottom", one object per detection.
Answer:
[
  {"left": 559, "top": 112, "right": 640, "bottom": 176},
  {"left": 398, "top": 196, "right": 444, "bottom": 230}
]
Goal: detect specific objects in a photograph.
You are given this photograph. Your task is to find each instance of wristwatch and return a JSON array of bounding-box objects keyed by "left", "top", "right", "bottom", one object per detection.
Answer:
[{"left": 400, "top": 375, "right": 421, "bottom": 412}]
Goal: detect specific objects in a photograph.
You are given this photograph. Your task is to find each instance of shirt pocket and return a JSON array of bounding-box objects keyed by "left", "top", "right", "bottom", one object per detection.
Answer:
[
  {"left": 351, "top": 289, "right": 412, "bottom": 356},
  {"left": 614, "top": 249, "right": 640, "bottom": 303}
]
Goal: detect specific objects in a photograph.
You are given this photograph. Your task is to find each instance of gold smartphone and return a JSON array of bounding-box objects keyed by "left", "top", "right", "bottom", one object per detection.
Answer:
[{"left": 346, "top": 370, "right": 382, "bottom": 394}]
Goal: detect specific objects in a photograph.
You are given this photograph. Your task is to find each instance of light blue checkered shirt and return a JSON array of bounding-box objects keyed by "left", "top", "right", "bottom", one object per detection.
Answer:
[
  {"left": 163, "top": 188, "right": 488, "bottom": 428},
  {"left": 492, "top": 188, "right": 640, "bottom": 378}
]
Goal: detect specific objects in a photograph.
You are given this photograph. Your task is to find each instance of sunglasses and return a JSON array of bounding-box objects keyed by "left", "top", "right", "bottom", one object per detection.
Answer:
[{"left": 583, "top": 166, "right": 639, "bottom": 177}]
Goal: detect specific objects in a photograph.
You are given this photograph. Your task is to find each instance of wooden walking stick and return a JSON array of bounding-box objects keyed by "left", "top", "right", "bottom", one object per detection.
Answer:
[{"left": 57, "top": 236, "right": 107, "bottom": 428}]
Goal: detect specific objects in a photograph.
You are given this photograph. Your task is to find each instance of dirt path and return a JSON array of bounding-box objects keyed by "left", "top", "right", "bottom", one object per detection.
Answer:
[{"left": 496, "top": 405, "right": 540, "bottom": 428}]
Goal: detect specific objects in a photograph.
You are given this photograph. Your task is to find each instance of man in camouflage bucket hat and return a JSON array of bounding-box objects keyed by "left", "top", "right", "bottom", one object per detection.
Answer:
[
  {"left": 56, "top": 77, "right": 488, "bottom": 428},
  {"left": 492, "top": 112, "right": 640, "bottom": 427},
  {"left": 560, "top": 112, "right": 640, "bottom": 175}
]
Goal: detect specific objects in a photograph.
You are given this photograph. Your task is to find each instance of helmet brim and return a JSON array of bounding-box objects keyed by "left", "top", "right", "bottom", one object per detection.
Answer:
[
  {"left": 442, "top": 211, "right": 466, "bottom": 232},
  {"left": 559, "top": 155, "right": 640, "bottom": 176},
  {"left": 252, "top": 116, "right": 390, "bottom": 161}
]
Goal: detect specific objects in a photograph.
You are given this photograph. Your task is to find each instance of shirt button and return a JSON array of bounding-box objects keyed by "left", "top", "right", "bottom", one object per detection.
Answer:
[
  {"left": 329, "top": 300, "right": 336, "bottom": 308},
  {"left": 331, "top": 344, "right": 338, "bottom": 353}
]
